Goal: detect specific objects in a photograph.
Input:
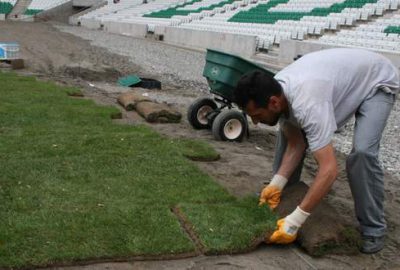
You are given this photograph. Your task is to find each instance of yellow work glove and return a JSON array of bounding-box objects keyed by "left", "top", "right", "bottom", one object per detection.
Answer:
[
  {"left": 259, "top": 174, "right": 288, "bottom": 209},
  {"left": 267, "top": 206, "right": 310, "bottom": 244}
]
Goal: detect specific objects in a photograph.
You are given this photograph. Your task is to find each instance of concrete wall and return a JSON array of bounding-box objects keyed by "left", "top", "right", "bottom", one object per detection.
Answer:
[
  {"left": 158, "top": 26, "right": 257, "bottom": 58},
  {"left": 279, "top": 39, "right": 400, "bottom": 70},
  {"left": 69, "top": 0, "right": 107, "bottom": 25},
  {"left": 103, "top": 21, "right": 148, "bottom": 38},
  {"left": 72, "top": 0, "right": 103, "bottom": 7},
  {"left": 15, "top": 15, "right": 34, "bottom": 21},
  {"left": 36, "top": 0, "right": 75, "bottom": 23},
  {"left": 80, "top": 17, "right": 101, "bottom": 29},
  {"left": 0, "top": 14, "right": 5, "bottom": 21}
]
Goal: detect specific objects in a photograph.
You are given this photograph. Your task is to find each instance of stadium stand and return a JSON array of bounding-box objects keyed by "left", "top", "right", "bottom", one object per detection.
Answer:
[
  {"left": 315, "top": 14, "right": 400, "bottom": 51},
  {"left": 24, "top": 0, "right": 71, "bottom": 15},
  {"left": 175, "top": 0, "right": 400, "bottom": 50},
  {"left": 80, "top": 0, "right": 179, "bottom": 25},
  {"left": 78, "top": 0, "right": 189, "bottom": 29},
  {"left": 0, "top": 0, "right": 17, "bottom": 15},
  {"left": 75, "top": 0, "right": 400, "bottom": 56}
]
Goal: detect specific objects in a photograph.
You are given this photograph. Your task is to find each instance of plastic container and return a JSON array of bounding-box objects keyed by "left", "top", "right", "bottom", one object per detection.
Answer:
[
  {"left": 202, "top": 49, "right": 275, "bottom": 101},
  {"left": 0, "top": 42, "right": 20, "bottom": 60}
]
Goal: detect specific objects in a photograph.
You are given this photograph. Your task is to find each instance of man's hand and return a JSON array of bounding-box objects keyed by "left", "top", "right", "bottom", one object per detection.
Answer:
[
  {"left": 259, "top": 174, "right": 288, "bottom": 209},
  {"left": 267, "top": 218, "right": 297, "bottom": 244},
  {"left": 259, "top": 185, "right": 281, "bottom": 209},
  {"left": 267, "top": 206, "right": 310, "bottom": 244}
]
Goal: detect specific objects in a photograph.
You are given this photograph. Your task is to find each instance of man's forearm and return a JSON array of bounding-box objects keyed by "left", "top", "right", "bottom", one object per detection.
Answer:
[
  {"left": 277, "top": 141, "right": 305, "bottom": 180},
  {"left": 299, "top": 144, "right": 338, "bottom": 213},
  {"left": 299, "top": 165, "right": 337, "bottom": 212}
]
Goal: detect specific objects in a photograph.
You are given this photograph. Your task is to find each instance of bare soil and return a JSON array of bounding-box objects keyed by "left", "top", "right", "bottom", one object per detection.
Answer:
[{"left": 1, "top": 21, "right": 400, "bottom": 270}]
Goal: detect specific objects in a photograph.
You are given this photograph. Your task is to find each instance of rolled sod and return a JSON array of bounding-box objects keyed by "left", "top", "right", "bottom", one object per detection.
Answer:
[
  {"left": 117, "top": 91, "right": 151, "bottom": 111},
  {"left": 275, "top": 182, "right": 361, "bottom": 256},
  {"left": 135, "top": 101, "right": 182, "bottom": 123}
]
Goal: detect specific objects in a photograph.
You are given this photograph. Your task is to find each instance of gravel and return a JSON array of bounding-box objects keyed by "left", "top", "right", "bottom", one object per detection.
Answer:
[
  {"left": 56, "top": 24, "right": 400, "bottom": 179},
  {"left": 55, "top": 24, "right": 209, "bottom": 93}
]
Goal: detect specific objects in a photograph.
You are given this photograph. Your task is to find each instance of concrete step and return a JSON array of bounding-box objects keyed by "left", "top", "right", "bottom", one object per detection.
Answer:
[
  {"left": 266, "top": 49, "right": 280, "bottom": 57},
  {"left": 69, "top": 0, "right": 107, "bottom": 25},
  {"left": 256, "top": 60, "right": 285, "bottom": 73},
  {"left": 256, "top": 53, "right": 279, "bottom": 63},
  {"left": 381, "top": 8, "right": 400, "bottom": 18},
  {"left": 7, "top": 0, "right": 33, "bottom": 20},
  {"left": 252, "top": 53, "right": 285, "bottom": 73}
]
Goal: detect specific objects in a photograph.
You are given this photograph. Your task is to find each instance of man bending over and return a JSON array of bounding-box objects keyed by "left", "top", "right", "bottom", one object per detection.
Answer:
[{"left": 233, "top": 48, "right": 399, "bottom": 254}]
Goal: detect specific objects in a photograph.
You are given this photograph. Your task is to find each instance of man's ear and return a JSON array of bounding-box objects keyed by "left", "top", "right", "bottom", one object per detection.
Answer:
[{"left": 267, "top": 96, "right": 281, "bottom": 112}]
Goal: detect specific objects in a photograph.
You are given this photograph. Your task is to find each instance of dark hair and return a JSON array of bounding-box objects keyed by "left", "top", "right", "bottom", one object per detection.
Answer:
[{"left": 233, "top": 70, "right": 282, "bottom": 109}]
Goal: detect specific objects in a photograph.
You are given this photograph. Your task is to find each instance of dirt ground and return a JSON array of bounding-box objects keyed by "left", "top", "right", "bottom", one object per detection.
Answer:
[{"left": 1, "top": 21, "right": 400, "bottom": 269}]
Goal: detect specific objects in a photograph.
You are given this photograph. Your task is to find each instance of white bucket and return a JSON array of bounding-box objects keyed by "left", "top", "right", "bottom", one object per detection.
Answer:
[{"left": 0, "top": 42, "right": 20, "bottom": 60}]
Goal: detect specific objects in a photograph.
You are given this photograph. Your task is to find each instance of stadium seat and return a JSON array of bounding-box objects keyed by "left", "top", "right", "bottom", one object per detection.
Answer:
[
  {"left": 312, "top": 13, "right": 400, "bottom": 52},
  {"left": 24, "top": 0, "right": 71, "bottom": 15},
  {"left": 77, "top": 0, "right": 400, "bottom": 52},
  {"left": 0, "top": 0, "right": 16, "bottom": 15}
]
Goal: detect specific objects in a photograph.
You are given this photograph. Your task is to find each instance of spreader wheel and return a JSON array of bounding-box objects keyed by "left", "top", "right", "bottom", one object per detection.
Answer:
[
  {"left": 212, "top": 110, "right": 247, "bottom": 142},
  {"left": 187, "top": 98, "right": 218, "bottom": 129}
]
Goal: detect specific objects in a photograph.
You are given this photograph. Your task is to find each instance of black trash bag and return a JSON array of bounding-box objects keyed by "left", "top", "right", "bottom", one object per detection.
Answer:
[{"left": 137, "top": 78, "right": 162, "bottom": 90}]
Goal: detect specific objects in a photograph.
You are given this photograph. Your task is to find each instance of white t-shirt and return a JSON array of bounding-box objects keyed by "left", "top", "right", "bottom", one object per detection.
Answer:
[{"left": 275, "top": 48, "right": 399, "bottom": 152}]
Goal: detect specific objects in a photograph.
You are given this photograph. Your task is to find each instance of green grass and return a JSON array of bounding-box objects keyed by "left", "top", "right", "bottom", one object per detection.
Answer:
[
  {"left": 180, "top": 198, "right": 277, "bottom": 254},
  {"left": 0, "top": 207, "right": 193, "bottom": 266},
  {"left": 177, "top": 138, "right": 220, "bottom": 161},
  {"left": 0, "top": 72, "right": 276, "bottom": 268}
]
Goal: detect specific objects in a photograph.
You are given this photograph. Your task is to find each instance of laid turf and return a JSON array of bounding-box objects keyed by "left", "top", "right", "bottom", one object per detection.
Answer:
[
  {"left": 180, "top": 198, "right": 277, "bottom": 254},
  {"left": 177, "top": 138, "right": 220, "bottom": 161},
  {"left": 0, "top": 72, "right": 276, "bottom": 268}
]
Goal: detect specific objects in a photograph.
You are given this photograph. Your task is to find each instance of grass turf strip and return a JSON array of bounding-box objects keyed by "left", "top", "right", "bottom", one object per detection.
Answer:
[
  {"left": 179, "top": 198, "right": 277, "bottom": 254},
  {"left": 0, "top": 72, "right": 276, "bottom": 268}
]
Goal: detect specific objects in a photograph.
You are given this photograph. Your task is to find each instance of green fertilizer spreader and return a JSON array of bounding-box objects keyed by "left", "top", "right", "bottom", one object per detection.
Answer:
[{"left": 187, "top": 49, "right": 275, "bottom": 141}]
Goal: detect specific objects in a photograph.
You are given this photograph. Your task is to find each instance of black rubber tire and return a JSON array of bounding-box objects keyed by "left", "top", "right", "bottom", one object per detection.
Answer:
[
  {"left": 187, "top": 98, "right": 218, "bottom": 129},
  {"left": 212, "top": 110, "right": 247, "bottom": 142}
]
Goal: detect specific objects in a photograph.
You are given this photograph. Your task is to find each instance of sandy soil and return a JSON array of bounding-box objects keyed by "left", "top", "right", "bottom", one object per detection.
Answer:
[{"left": 1, "top": 21, "right": 400, "bottom": 270}]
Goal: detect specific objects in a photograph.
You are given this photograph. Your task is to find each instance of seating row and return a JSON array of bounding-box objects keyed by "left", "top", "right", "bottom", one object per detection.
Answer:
[
  {"left": 80, "top": 0, "right": 181, "bottom": 20},
  {"left": 0, "top": 0, "right": 16, "bottom": 14},
  {"left": 314, "top": 12, "right": 400, "bottom": 51},
  {"left": 229, "top": 0, "right": 392, "bottom": 24},
  {"left": 77, "top": 0, "right": 400, "bottom": 54},
  {"left": 316, "top": 35, "right": 400, "bottom": 51},
  {"left": 385, "top": 25, "right": 400, "bottom": 33},
  {"left": 24, "top": 0, "right": 71, "bottom": 15},
  {"left": 144, "top": 0, "right": 238, "bottom": 18}
]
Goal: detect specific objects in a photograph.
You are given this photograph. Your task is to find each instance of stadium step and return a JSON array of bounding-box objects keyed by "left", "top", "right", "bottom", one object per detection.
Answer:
[
  {"left": 7, "top": 0, "right": 32, "bottom": 19},
  {"left": 69, "top": 0, "right": 108, "bottom": 25},
  {"left": 252, "top": 49, "right": 286, "bottom": 72},
  {"left": 265, "top": 47, "right": 280, "bottom": 57}
]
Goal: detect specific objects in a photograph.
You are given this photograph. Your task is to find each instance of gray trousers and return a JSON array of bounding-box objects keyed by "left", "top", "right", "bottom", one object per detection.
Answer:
[{"left": 272, "top": 90, "right": 396, "bottom": 237}]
